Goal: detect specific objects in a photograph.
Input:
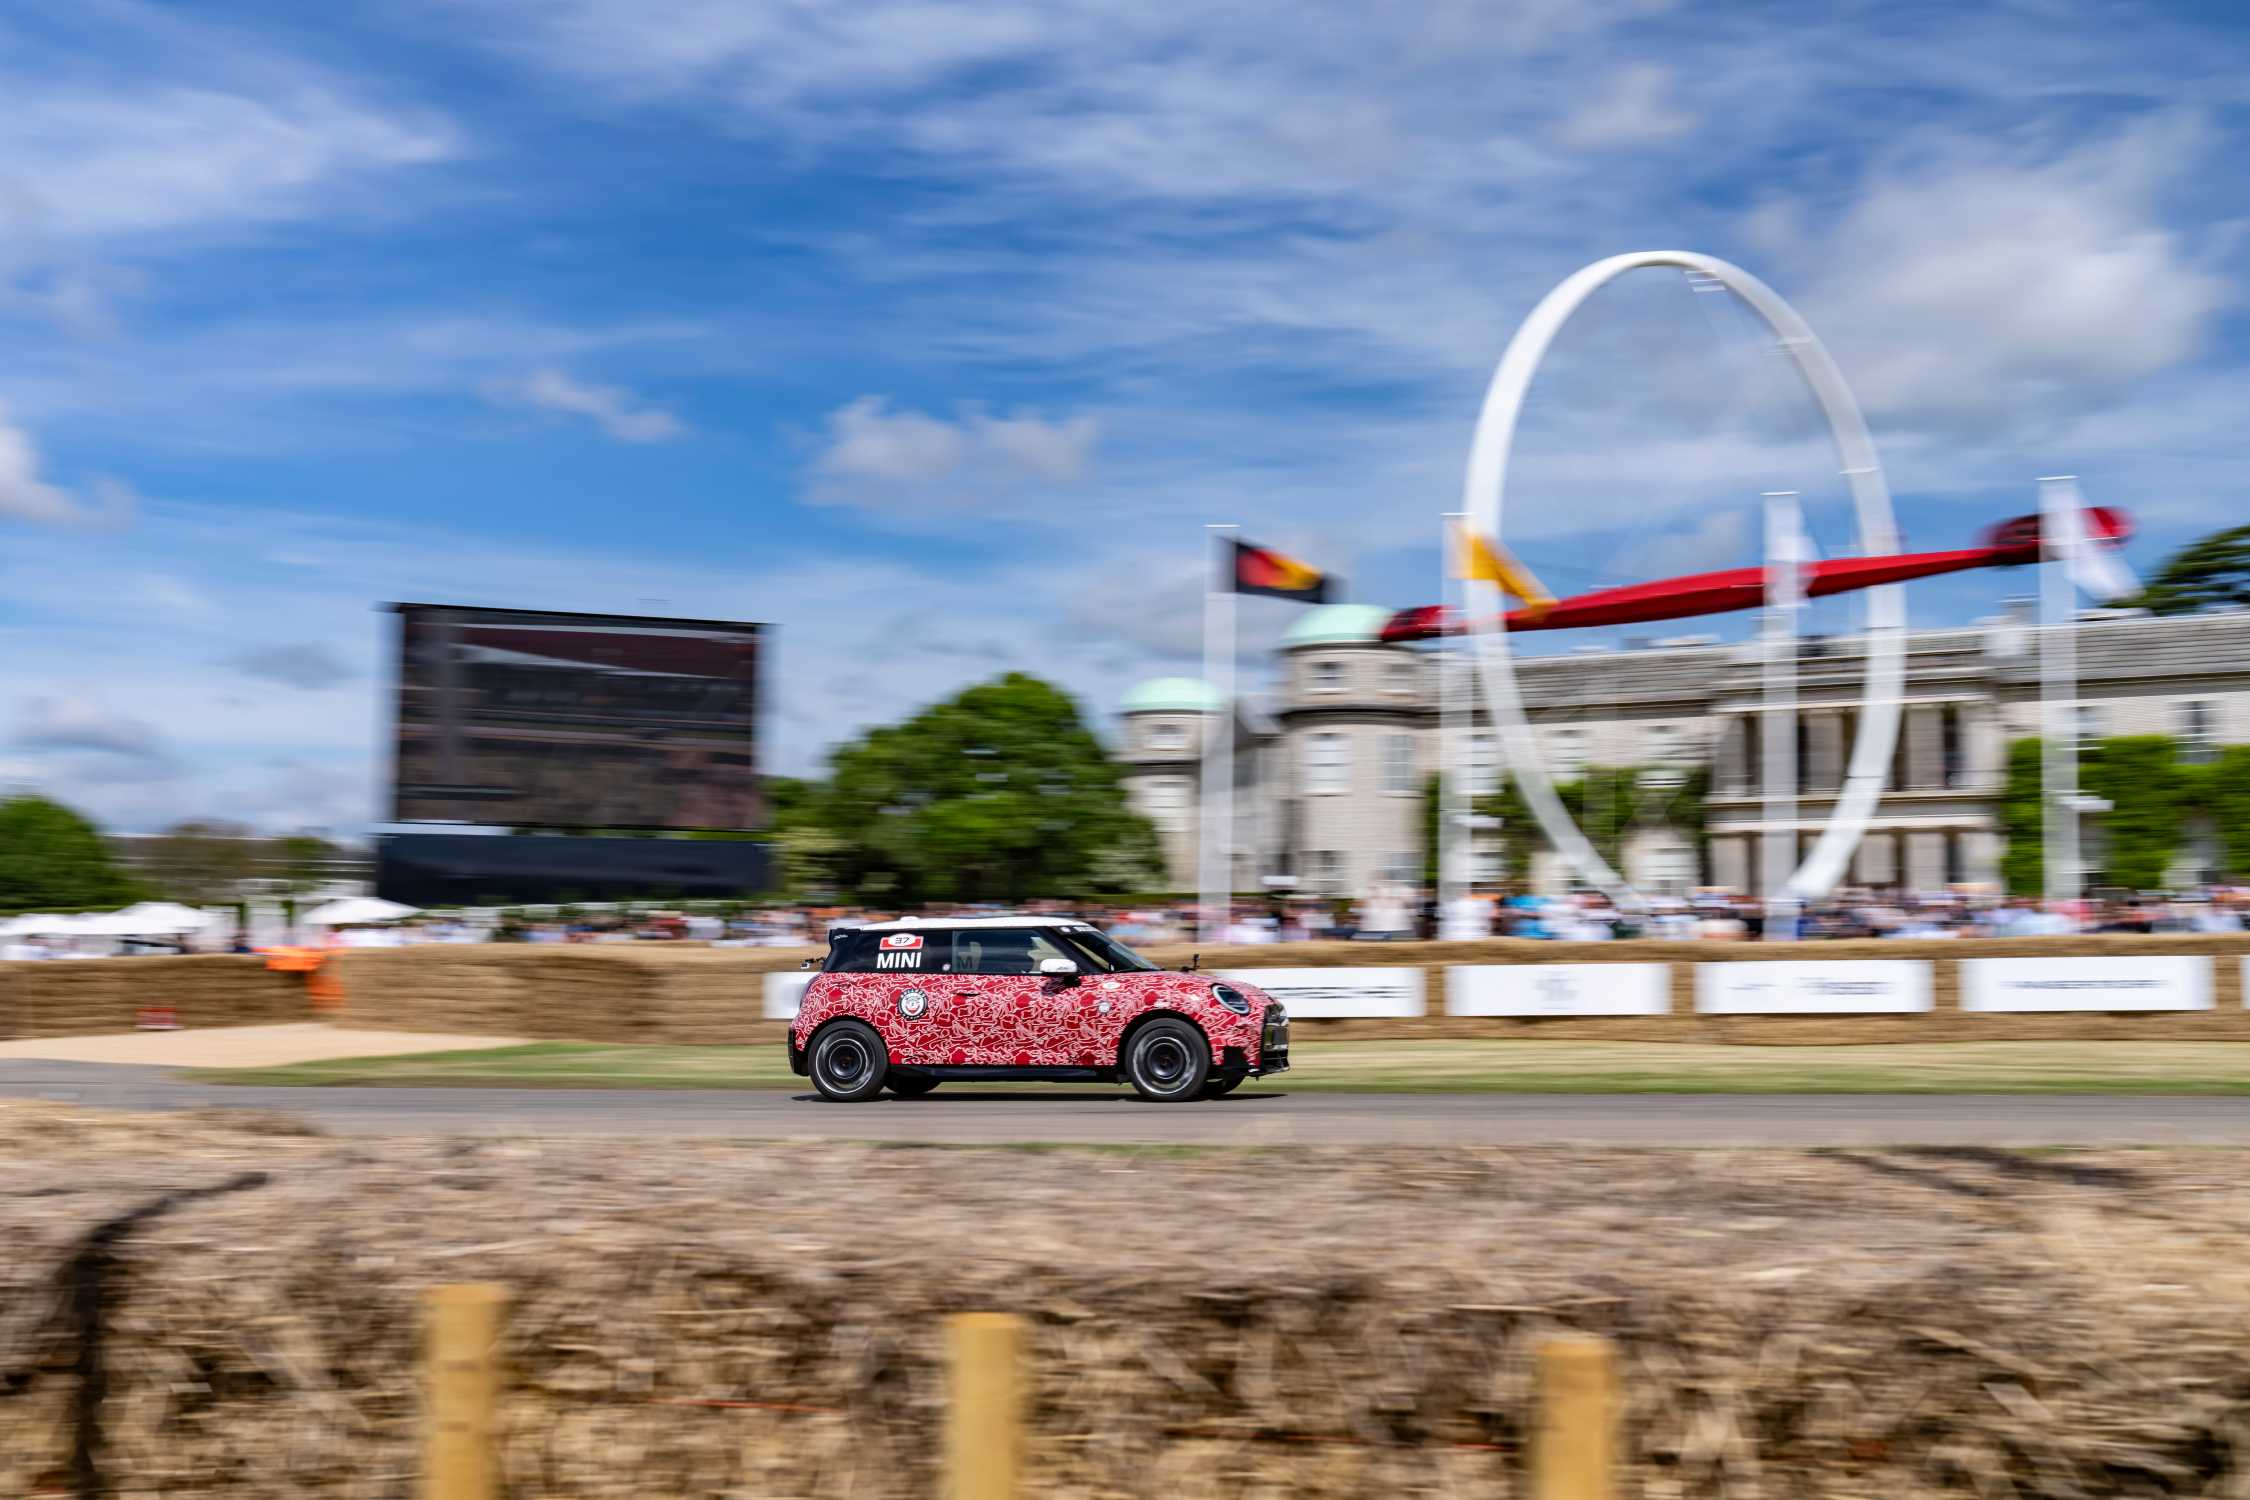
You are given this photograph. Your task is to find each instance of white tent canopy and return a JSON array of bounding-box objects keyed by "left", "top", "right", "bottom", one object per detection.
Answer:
[
  {"left": 1, "top": 904, "right": 221, "bottom": 938},
  {"left": 108, "top": 902, "right": 220, "bottom": 935},
  {"left": 301, "top": 897, "right": 419, "bottom": 927}
]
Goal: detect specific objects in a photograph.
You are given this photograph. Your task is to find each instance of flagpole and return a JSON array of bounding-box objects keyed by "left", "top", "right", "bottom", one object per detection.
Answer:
[
  {"left": 1439, "top": 514, "right": 1466, "bottom": 918},
  {"left": 1762, "top": 491, "right": 1802, "bottom": 940},
  {"left": 2039, "top": 476, "right": 2077, "bottom": 912},
  {"left": 1200, "top": 523, "right": 1238, "bottom": 945}
]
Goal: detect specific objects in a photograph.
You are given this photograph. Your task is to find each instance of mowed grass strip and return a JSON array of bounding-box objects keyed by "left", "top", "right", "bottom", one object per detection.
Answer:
[{"left": 193, "top": 1040, "right": 2250, "bottom": 1093}]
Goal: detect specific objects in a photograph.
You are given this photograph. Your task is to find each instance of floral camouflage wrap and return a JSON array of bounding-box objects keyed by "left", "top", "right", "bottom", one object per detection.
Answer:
[{"left": 793, "top": 968, "right": 1277, "bottom": 1069}]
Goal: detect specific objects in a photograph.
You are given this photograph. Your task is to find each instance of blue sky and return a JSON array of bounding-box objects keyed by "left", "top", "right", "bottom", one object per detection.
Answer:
[{"left": 2, "top": 0, "right": 2246, "bottom": 834}]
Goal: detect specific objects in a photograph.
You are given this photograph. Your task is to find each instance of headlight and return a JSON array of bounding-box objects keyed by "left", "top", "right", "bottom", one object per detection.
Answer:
[{"left": 1210, "top": 983, "right": 1251, "bottom": 1015}]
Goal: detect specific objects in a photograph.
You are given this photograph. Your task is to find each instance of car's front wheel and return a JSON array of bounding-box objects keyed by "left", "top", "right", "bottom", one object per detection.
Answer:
[
  {"left": 809, "top": 1019, "right": 889, "bottom": 1102},
  {"left": 1122, "top": 1017, "right": 1210, "bottom": 1102}
]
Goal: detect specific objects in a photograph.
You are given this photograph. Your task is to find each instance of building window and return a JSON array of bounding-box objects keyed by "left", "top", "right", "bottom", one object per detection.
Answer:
[
  {"left": 1309, "top": 659, "right": 1344, "bottom": 693},
  {"left": 1550, "top": 726, "right": 1585, "bottom": 778},
  {"left": 1386, "top": 661, "right": 1415, "bottom": 696},
  {"left": 1648, "top": 723, "right": 1681, "bottom": 763},
  {"left": 1305, "top": 732, "right": 1349, "bottom": 794},
  {"left": 1308, "top": 850, "right": 1343, "bottom": 893},
  {"left": 1383, "top": 733, "right": 1415, "bottom": 794},
  {"left": 1145, "top": 722, "right": 1185, "bottom": 753},
  {"left": 2073, "top": 703, "right": 2102, "bottom": 753},
  {"left": 1655, "top": 845, "right": 1696, "bottom": 895},
  {"left": 2181, "top": 700, "right": 2217, "bottom": 764},
  {"left": 1141, "top": 777, "right": 1190, "bottom": 834},
  {"left": 1385, "top": 851, "right": 1419, "bottom": 884},
  {"left": 1471, "top": 848, "right": 1503, "bottom": 883},
  {"left": 1467, "top": 731, "right": 1499, "bottom": 795}
]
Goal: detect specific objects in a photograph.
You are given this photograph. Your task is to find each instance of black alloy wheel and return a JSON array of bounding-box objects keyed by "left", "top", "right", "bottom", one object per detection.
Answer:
[
  {"left": 809, "top": 1019, "right": 889, "bottom": 1102},
  {"left": 1123, "top": 1017, "right": 1210, "bottom": 1102}
]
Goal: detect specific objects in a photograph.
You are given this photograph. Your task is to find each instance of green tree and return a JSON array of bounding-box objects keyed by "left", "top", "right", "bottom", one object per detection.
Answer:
[
  {"left": 137, "top": 819, "right": 259, "bottom": 906},
  {"left": 0, "top": 795, "right": 139, "bottom": 912},
  {"left": 803, "top": 673, "right": 1164, "bottom": 904},
  {"left": 2188, "top": 746, "right": 2250, "bottom": 882},
  {"left": 1479, "top": 765, "right": 1707, "bottom": 886},
  {"left": 2082, "top": 736, "right": 2189, "bottom": 890},
  {"left": 2130, "top": 523, "right": 2250, "bottom": 616},
  {"left": 2000, "top": 737, "right": 2044, "bottom": 896}
]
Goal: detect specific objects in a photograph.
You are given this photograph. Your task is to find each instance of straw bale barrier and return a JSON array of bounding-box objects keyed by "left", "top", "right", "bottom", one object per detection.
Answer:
[
  {"left": 15, "top": 934, "right": 2250, "bottom": 1044},
  {"left": 5, "top": 1103, "right": 2250, "bottom": 1498},
  {"left": 0, "top": 955, "right": 302, "bottom": 1040},
  {"left": 329, "top": 934, "right": 2250, "bottom": 1046}
]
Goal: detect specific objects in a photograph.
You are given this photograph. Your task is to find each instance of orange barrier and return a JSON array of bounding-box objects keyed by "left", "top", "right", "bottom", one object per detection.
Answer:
[{"left": 261, "top": 947, "right": 345, "bottom": 1012}]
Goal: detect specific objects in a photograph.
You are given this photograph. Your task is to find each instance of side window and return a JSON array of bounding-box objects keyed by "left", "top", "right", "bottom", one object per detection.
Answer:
[
  {"left": 825, "top": 930, "right": 953, "bottom": 973},
  {"left": 954, "top": 928, "right": 1078, "bottom": 975}
]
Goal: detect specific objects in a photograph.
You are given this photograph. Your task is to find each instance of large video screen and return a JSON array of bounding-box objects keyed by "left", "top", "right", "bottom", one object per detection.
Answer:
[{"left": 388, "top": 605, "right": 765, "bottom": 832}]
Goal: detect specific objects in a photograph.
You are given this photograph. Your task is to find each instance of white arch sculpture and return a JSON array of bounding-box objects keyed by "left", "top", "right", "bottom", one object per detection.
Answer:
[{"left": 1461, "top": 251, "right": 1905, "bottom": 907}]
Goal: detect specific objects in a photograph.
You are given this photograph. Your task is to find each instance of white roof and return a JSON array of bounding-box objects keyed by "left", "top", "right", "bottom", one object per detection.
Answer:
[
  {"left": 302, "top": 896, "right": 421, "bottom": 926},
  {"left": 846, "top": 915, "right": 1094, "bottom": 932}
]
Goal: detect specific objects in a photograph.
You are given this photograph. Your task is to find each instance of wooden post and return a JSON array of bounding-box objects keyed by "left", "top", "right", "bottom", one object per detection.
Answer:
[
  {"left": 1532, "top": 1333, "right": 1617, "bottom": 1500},
  {"left": 425, "top": 1283, "right": 507, "bottom": 1500},
  {"left": 946, "top": 1312, "right": 1025, "bottom": 1500}
]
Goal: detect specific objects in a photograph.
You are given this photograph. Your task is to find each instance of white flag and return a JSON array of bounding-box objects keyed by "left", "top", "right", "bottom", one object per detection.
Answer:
[{"left": 2043, "top": 479, "right": 2138, "bottom": 603}]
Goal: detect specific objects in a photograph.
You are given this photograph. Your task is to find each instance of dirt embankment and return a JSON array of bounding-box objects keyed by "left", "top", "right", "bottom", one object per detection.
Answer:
[{"left": 3, "top": 1104, "right": 2248, "bottom": 1498}]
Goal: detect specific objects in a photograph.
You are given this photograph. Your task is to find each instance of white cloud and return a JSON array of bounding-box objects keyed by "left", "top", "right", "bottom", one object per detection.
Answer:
[
  {"left": 809, "top": 397, "right": 1098, "bottom": 510},
  {"left": 495, "top": 367, "right": 686, "bottom": 443},
  {"left": 0, "top": 405, "right": 133, "bottom": 527},
  {"left": 1757, "top": 116, "right": 2231, "bottom": 438},
  {"left": 12, "top": 695, "right": 178, "bottom": 784},
  {"left": 0, "top": 84, "right": 454, "bottom": 248},
  {"left": 1556, "top": 64, "right": 1696, "bottom": 149},
  {"left": 1607, "top": 508, "right": 1749, "bottom": 580},
  {"left": 230, "top": 642, "right": 355, "bottom": 690}
]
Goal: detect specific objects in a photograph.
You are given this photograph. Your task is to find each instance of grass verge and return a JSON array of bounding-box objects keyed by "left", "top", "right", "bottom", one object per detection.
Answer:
[{"left": 192, "top": 1039, "right": 2250, "bottom": 1093}]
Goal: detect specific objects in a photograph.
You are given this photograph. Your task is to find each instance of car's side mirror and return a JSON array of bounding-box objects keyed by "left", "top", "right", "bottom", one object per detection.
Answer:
[
  {"left": 1038, "top": 957, "right": 1079, "bottom": 982},
  {"left": 798, "top": 958, "right": 815, "bottom": 970}
]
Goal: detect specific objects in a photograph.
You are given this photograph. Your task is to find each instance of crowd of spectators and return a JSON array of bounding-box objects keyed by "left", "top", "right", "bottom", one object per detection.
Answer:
[{"left": 7, "top": 886, "right": 2246, "bottom": 959}]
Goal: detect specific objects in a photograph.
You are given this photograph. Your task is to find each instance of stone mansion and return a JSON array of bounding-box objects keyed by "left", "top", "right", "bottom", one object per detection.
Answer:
[{"left": 1113, "top": 603, "right": 2250, "bottom": 899}]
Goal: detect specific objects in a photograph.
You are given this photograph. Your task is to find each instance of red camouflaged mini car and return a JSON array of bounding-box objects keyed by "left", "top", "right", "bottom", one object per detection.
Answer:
[{"left": 789, "top": 916, "right": 1289, "bottom": 1102}]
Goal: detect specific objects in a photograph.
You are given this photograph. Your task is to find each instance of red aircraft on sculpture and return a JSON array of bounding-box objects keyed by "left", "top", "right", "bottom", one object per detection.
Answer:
[{"left": 1380, "top": 507, "right": 2133, "bottom": 642}]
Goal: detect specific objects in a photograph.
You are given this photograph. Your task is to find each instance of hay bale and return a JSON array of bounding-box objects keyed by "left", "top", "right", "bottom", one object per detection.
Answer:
[
  {"left": 0, "top": 956, "right": 306, "bottom": 1039},
  {"left": 3, "top": 1104, "right": 2248, "bottom": 1498},
  {"left": 321, "top": 935, "right": 2250, "bottom": 1047}
]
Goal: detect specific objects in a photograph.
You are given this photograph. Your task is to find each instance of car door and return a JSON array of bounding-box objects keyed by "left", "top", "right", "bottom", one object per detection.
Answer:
[{"left": 933, "top": 928, "right": 1095, "bottom": 1067}]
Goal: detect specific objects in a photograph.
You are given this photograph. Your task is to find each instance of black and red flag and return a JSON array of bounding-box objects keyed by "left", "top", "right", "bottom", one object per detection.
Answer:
[{"left": 1230, "top": 538, "right": 1334, "bottom": 603}]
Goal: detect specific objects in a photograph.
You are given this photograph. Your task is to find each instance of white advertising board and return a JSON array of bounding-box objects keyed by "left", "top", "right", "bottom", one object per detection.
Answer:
[
  {"left": 762, "top": 971, "right": 815, "bottom": 1020},
  {"left": 1960, "top": 955, "right": 2212, "bottom": 1012},
  {"left": 1446, "top": 963, "right": 1670, "bottom": 1017},
  {"left": 1695, "top": 960, "right": 1932, "bottom": 1015},
  {"left": 1216, "top": 967, "right": 1426, "bottom": 1018}
]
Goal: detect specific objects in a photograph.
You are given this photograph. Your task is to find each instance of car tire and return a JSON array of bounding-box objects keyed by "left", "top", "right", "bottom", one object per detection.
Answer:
[
  {"left": 1123, "top": 1017, "right": 1210, "bottom": 1102},
  {"left": 809, "top": 1019, "right": 889, "bottom": 1102},
  {"left": 888, "top": 1073, "right": 939, "bottom": 1098},
  {"left": 1200, "top": 1074, "right": 1245, "bottom": 1099}
]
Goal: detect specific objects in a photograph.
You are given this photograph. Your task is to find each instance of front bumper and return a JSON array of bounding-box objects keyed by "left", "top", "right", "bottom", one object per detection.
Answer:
[{"left": 1253, "top": 1004, "right": 1290, "bottom": 1076}]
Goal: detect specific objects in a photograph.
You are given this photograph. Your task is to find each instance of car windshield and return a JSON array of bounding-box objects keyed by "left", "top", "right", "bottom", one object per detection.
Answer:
[{"left": 1059, "top": 926, "right": 1161, "bottom": 973}]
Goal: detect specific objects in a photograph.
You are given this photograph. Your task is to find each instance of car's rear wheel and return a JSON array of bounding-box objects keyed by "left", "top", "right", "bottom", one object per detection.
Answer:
[
  {"left": 809, "top": 1019, "right": 888, "bottom": 1102},
  {"left": 888, "top": 1072, "right": 939, "bottom": 1098},
  {"left": 1200, "top": 1074, "right": 1245, "bottom": 1099},
  {"left": 1123, "top": 1017, "right": 1209, "bottom": 1102}
]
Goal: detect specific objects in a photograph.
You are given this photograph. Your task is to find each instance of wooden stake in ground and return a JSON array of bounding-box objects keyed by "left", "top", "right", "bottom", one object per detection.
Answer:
[
  {"left": 1533, "top": 1333, "right": 1617, "bottom": 1500},
  {"left": 425, "top": 1283, "right": 507, "bottom": 1500},
  {"left": 947, "top": 1313, "right": 1025, "bottom": 1500}
]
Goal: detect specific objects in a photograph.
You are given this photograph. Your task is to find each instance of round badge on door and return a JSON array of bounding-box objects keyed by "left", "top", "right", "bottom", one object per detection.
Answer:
[{"left": 898, "top": 988, "right": 928, "bottom": 1019}]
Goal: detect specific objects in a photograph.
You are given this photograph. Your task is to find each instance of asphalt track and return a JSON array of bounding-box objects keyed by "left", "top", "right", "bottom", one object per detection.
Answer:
[{"left": 5, "top": 1059, "right": 2250, "bottom": 1144}]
